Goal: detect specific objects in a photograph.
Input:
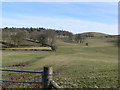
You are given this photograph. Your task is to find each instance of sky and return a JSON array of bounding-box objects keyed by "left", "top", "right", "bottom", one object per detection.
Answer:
[{"left": 2, "top": 2, "right": 118, "bottom": 35}]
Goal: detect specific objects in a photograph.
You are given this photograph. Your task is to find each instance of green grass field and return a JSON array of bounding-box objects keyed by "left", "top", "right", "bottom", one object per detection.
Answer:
[{"left": 2, "top": 37, "right": 118, "bottom": 88}]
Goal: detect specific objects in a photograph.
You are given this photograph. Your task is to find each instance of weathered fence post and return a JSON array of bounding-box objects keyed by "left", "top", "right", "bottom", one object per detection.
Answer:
[{"left": 42, "top": 66, "right": 53, "bottom": 90}]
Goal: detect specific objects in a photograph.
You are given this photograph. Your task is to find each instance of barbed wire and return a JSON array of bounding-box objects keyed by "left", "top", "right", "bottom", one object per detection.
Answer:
[{"left": 52, "top": 69, "right": 117, "bottom": 76}]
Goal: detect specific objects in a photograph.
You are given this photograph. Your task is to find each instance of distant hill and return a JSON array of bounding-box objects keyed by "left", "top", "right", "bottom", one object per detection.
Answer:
[
  {"left": 2, "top": 27, "right": 118, "bottom": 37},
  {"left": 79, "top": 32, "right": 110, "bottom": 37}
]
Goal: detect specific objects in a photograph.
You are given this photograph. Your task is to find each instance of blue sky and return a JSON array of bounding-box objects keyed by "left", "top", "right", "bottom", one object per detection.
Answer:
[{"left": 2, "top": 2, "right": 118, "bottom": 35}]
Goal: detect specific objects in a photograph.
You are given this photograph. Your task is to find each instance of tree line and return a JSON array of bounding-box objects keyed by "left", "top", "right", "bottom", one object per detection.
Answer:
[{"left": 2, "top": 27, "right": 96, "bottom": 50}]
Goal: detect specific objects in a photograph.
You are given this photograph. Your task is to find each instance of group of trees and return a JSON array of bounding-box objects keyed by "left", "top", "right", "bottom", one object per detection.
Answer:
[
  {"left": 2, "top": 30, "right": 26, "bottom": 47},
  {"left": 2, "top": 27, "right": 57, "bottom": 50},
  {"left": 2, "top": 27, "right": 91, "bottom": 50},
  {"left": 30, "top": 30, "right": 57, "bottom": 51},
  {"left": 75, "top": 34, "right": 85, "bottom": 43}
]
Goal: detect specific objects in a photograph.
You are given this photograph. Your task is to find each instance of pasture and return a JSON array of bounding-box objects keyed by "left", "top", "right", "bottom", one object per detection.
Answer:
[{"left": 2, "top": 37, "right": 118, "bottom": 88}]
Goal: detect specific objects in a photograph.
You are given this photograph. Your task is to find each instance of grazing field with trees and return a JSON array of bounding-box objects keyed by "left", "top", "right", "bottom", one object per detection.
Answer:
[{"left": 1, "top": 27, "right": 119, "bottom": 88}]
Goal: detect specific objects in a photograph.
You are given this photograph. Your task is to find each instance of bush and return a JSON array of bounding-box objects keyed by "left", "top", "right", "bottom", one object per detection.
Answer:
[{"left": 51, "top": 45, "right": 57, "bottom": 51}]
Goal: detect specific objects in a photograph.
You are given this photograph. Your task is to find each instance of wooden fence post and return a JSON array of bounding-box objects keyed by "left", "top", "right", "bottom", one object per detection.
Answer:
[{"left": 42, "top": 66, "right": 53, "bottom": 90}]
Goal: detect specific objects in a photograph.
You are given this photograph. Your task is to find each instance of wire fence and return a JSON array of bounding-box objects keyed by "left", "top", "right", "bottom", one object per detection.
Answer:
[
  {"left": 52, "top": 69, "right": 118, "bottom": 88},
  {"left": 52, "top": 69, "right": 117, "bottom": 76},
  {"left": 1, "top": 69, "right": 44, "bottom": 88},
  {"left": 1, "top": 68, "right": 118, "bottom": 88}
]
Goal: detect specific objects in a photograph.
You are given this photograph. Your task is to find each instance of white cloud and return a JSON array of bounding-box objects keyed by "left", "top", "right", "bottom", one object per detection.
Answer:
[{"left": 2, "top": 15, "right": 118, "bottom": 35}]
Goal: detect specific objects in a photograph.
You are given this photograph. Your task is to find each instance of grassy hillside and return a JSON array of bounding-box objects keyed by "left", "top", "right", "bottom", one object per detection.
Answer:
[
  {"left": 81, "top": 32, "right": 109, "bottom": 36},
  {"left": 2, "top": 36, "right": 118, "bottom": 88}
]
